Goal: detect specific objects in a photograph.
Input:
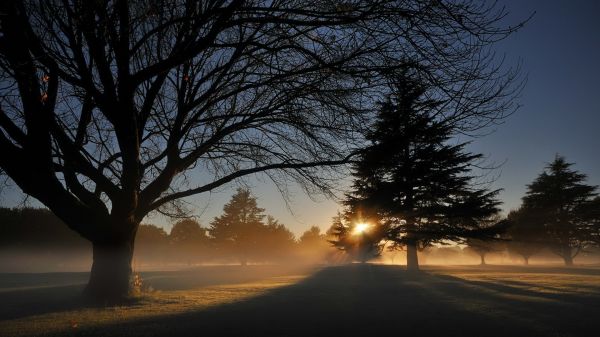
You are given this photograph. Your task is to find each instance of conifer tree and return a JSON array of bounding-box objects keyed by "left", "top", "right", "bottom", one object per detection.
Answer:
[
  {"left": 208, "top": 188, "right": 265, "bottom": 266},
  {"left": 345, "top": 76, "right": 503, "bottom": 271},
  {"left": 522, "top": 156, "right": 599, "bottom": 265}
]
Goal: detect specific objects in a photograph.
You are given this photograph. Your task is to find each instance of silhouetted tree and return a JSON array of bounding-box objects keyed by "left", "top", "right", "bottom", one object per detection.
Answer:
[
  {"left": 328, "top": 212, "right": 386, "bottom": 263},
  {"left": 169, "top": 218, "right": 209, "bottom": 265},
  {"left": 259, "top": 216, "right": 296, "bottom": 262},
  {"left": 505, "top": 207, "right": 545, "bottom": 265},
  {"left": 521, "top": 156, "right": 599, "bottom": 266},
  {"left": 587, "top": 197, "right": 600, "bottom": 246},
  {"left": 299, "top": 226, "right": 325, "bottom": 247},
  {"left": 297, "top": 225, "right": 333, "bottom": 263},
  {"left": 0, "top": 207, "right": 88, "bottom": 250},
  {"left": 465, "top": 236, "right": 504, "bottom": 265},
  {"left": 346, "top": 75, "right": 503, "bottom": 271},
  {"left": 0, "top": 1, "right": 525, "bottom": 299},
  {"left": 134, "top": 224, "right": 169, "bottom": 265},
  {"left": 209, "top": 188, "right": 265, "bottom": 266}
]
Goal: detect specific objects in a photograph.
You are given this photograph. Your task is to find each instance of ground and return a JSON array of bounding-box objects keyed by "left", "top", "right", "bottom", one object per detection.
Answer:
[{"left": 1, "top": 264, "right": 599, "bottom": 337}]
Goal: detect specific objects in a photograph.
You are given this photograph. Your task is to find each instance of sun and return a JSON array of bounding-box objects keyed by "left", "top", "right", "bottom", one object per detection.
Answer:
[{"left": 353, "top": 223, "right": 370, "bottom": 235}]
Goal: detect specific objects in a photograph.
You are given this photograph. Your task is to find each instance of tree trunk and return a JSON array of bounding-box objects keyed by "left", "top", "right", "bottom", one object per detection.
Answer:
[
  {"left": 84, "top": 237, "right": 135, "bottom": 302},
  {"left": 563, "top": 254, "right": 574, "bottom": 266},
  {"left": 406, "top": 241, "right": 419, "bottom": 272},
  {"left": 480, "top": 254, "right": 486, "bottom": 265},
  {"left": 523, "top": 256, "right": 529, "bottom": 265}
]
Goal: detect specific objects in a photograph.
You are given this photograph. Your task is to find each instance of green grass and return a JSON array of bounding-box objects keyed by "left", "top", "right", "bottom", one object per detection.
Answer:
[{"left": 1, "top": 264, "right": 599, "bottom": 337}]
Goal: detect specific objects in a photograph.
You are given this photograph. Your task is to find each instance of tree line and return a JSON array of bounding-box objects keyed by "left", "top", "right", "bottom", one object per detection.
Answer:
[{"left": 0, "top": 188, "right": 335, "bottom": 267}]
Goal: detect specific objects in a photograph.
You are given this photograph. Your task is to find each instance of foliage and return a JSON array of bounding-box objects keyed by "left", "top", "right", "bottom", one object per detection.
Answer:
[
  {"left": 465, "top": 236, "right": 504, "bottom": 265},
  {"left": 505, "top": 207, "right": 546, "bottom": 265},
  {"left": 169, "top": 219, "right": 210, "bottom": 264},
  {"left": 521, "top": 156, "right": 599, "bottom": 265},
  {"left": 134, "top": 224, "right": 169, "bottom": 264},
  {"left": 342, "top": 75, "right": 503, "bottom": 269},
  {"left": 327, "top": 212, "right": 386, "bottom": 263},
  {"left": 208, "top": 188, "right": 298, "bottom": 265},
  {"left": 0, "top": 207, "right": 88, "bottom": 250}
]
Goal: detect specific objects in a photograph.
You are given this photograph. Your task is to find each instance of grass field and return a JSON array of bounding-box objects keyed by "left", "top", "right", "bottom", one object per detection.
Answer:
[{"left": 1, "top": 264, "right": 599, "bottom": 337}]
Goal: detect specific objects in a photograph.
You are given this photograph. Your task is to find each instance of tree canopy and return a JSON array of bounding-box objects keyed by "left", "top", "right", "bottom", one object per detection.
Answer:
[
  {"left": 521, "top": 156, "right": 599, "bottom": 265},
  {"left": 0, "top": 0, "right": 525, "bottom": 299},
  {"left": 341, "top": 75, "right": 503, "bottom": 270}
]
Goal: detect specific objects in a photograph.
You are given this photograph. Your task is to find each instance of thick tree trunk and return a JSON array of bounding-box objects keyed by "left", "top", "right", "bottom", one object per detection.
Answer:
[
  {"left": 84, "top": 237, "right": 135, "bottom": 302},
  {"left": 480, "top": 254, "right": 486, "bottom": 265},
  {"left": 406, "top": 241, "right": 419, "bottom": 272}
]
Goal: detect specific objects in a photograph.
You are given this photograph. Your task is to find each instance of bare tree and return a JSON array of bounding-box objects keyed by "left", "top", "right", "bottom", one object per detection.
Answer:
[{"left": 0, "top": 0, "right": 524, "bottom": 300}]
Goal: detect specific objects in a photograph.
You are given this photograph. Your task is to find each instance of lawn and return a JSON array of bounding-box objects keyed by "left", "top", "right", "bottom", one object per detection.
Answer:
[{"left": 1, "top": 264, "right": 599, "bottom": 337}]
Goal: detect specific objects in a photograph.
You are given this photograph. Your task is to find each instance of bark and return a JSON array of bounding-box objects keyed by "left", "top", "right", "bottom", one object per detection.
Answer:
[
  {"left": 84, "top": 235, "right": 136, "bottom": 302},
  {"left": 406, "top": 241, "right": 419, "bottom": 272}
]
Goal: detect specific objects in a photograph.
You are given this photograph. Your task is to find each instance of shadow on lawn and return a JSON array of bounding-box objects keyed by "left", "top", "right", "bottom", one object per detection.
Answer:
[
  {"left": 0, "top": 265, "right": 315, "bottom": 320},
  {"left": 65, "top": 264, "right": 599, "bottom": 337}
]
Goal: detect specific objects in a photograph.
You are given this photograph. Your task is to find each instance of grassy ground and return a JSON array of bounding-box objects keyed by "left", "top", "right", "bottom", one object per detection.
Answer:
[{"left": 1, "top": 264, "right": 599, "bottom": 337}]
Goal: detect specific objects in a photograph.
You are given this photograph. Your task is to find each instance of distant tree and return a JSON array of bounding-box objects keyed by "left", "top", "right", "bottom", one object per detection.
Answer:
[
  {"left": 297, "top": 226, "right": 333, "bottom": 263},
  {"left": 299, "top": 226, "right": 326, "bottom": 247},
  {"left": 328, "top": 212, "right": 386, "bottom": 263},
  {"left": 465, "top": 237, "right": 504, "bottom": 265},
  {"left": 134, "top": 224, "right": 169, "bottom": 265},
  {"left": 169, "top": 219, "right": 209, "bottom": 265},
  {"left": 209, "top": 188, "right": 265, "bottom": 266},
  {"left": 505, "top": 208, "right": 545, "bottom": 265},
  {"left": 0, "top": 207, "right": 88, "bottom": 251},
  {"left": 522, "top": 156, "right": 599, "bottom": 266},
  {"left": 259, "top": 216, "right": 297, "bottom": 262},
  {"left": 345, "top": 75, "right": 503, "bottom": 271}
]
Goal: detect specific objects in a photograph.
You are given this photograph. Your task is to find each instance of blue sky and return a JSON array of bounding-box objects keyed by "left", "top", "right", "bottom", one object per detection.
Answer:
[{"left": 1, "top": 0, "right": 599, "bottom": 237}]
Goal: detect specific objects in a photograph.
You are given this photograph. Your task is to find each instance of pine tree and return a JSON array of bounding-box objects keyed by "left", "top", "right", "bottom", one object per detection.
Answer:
[
  {"left": 208, "top": 188, "right": 266, "bottom": 266},
  {"left": 522, "top": 156, "right": 599, "bottom": 265},
  {"left": 345, "top": 76, "right": 502, "bottom": 271}
]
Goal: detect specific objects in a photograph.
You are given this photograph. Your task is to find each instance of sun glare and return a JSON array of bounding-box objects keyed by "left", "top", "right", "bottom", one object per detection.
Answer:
[{"left": 353, "top": 223, "right": 370, "bottom": 235}]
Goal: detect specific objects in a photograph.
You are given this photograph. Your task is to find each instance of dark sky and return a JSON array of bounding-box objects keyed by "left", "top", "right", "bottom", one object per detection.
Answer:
[
  {"left": 1, "top": 0, "right": 599, "bottom": 236},
  {"left": 468, "top": 0, "right": 600, "bottom": 214}
]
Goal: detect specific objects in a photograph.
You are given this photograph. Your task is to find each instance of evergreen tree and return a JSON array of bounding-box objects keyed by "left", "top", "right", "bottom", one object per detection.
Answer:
[
  {"left": 345, "top": 76, "right": 502, "bottom": 270},
  {"left": 259, "top": 216, "right": 297, "bottom": 262},
  {"left": 505, "top": 207, "right": 545, "bottom": 265},
  {"left": 522, "top": 156, "right": 599, "bottom": 265},
  {"left": 208, "top": 188, "right": 265, "bottom": 266}
]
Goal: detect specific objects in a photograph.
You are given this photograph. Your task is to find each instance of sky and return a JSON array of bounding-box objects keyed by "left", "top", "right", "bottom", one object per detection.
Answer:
[{"left": 1, "top": 0, "right": 599, "bottom": 238}]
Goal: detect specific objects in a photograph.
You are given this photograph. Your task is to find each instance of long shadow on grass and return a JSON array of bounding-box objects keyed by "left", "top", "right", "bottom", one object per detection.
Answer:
[
  {"left": 0, "top": 265, "right": 315, "bottom": 320},
  {"left": 60, "top": 264, "right": 600, "bottom": 337}
]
